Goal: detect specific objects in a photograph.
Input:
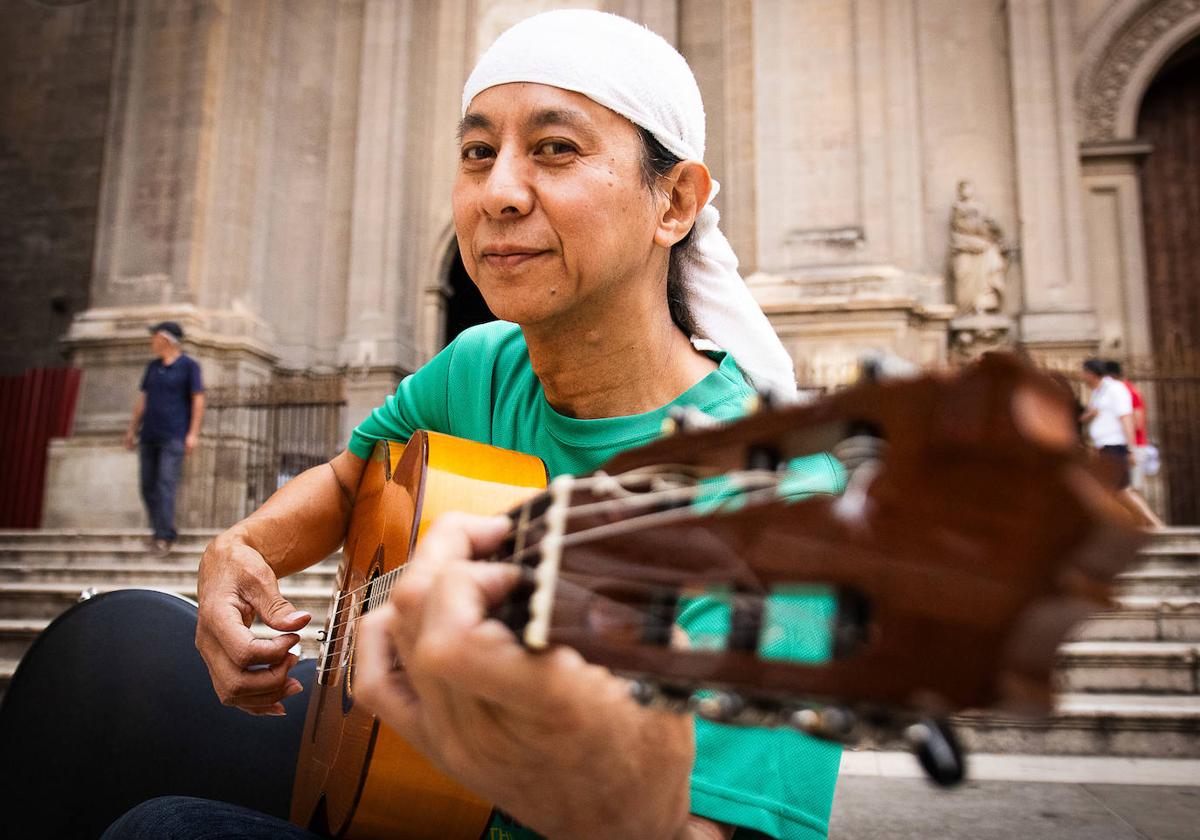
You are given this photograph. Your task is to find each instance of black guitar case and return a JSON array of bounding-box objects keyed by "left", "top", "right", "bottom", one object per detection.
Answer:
[{"left": 0, "top": 588, "right": 315, "bottom": 839}]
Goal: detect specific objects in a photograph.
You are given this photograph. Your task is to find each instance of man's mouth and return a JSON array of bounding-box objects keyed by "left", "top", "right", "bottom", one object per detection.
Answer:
[{"left": 481, "top": 249, "right": 547, "bottom": 268}]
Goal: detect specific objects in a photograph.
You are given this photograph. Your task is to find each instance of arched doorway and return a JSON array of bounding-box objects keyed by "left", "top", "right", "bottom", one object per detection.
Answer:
[
  {"left": 442, "top": 247, "right": 495, "bottom": 345},
  {"left": 1137, "top": 39, "right": 1200, "bottom": 524}
]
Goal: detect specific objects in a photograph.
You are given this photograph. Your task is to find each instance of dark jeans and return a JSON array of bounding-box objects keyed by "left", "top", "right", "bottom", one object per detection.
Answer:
[
  {"left": 139, "top": 438, "right": 185, "bottom": 541},
  {"left": 1099, "top": 444, "right": 1132, "bottom": 490},
  {"left": 102, "top": 796, "right": 325, "bottom": 840}
]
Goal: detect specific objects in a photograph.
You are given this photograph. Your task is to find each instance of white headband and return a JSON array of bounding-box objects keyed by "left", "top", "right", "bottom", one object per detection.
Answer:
[{"left": 462, "top": 9, "right": 797, "bottom": 397}]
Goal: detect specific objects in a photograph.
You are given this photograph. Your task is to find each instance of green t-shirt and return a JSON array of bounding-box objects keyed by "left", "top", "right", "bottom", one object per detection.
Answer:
[{"left": 349, "top": 321, "right": 844, "bottom": 840}]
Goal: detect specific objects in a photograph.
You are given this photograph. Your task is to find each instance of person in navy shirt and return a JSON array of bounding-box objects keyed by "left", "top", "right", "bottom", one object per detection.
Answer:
[{"left": 123, "top": 321, "right": 205, "bottom": 555}]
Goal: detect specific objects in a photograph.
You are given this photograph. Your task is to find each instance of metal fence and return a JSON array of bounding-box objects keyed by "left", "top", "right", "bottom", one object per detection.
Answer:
[
  {"left": 1125, "top": 352, "right": 1200, "bottom": 525},
  {"left": 181, "top": 378, "right": 346, "bottom": 528}
]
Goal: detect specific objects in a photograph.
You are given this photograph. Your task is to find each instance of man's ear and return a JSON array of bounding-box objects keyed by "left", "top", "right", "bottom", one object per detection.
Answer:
[{"left": 653, "top": 161, "right": 712, "bottom": 248}]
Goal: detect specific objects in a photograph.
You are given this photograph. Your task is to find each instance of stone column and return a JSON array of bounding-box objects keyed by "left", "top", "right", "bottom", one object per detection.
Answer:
[
  {"left": 338, "top": 0, "right": 424, "bottom": 437},
  {"left": 46, "top": 0, "right": 282, "bottom": 529},
  {"left": 1006, "top": 0, "right": 1097, "bottom": 353}
]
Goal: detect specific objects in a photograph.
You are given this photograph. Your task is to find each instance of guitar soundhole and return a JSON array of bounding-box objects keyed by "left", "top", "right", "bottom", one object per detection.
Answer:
[{"left": 342, "top": 558, "right": 385, "bottom": 715}]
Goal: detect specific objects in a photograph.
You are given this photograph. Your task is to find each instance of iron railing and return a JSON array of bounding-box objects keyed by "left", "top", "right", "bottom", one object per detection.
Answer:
[{"left": 181, "top": 378, "right": 346, "bottom": 528}]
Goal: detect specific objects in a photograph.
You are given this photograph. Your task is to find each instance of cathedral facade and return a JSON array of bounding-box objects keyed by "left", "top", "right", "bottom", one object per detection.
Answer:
[{"left": 2, "top": 0, "right": 1196, "bottom": 525}]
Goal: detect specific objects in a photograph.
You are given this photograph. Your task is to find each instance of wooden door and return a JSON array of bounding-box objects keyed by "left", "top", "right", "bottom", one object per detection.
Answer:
[{"left": 1138, "top": 43, "right": 1200, "bottom": 524}]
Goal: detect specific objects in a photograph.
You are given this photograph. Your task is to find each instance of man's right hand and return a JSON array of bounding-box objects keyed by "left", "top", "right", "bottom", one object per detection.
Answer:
[
  {"left": 196, "top": 534, "right": 312, "bottom": 715},
  {"left": 123, "top": 430, "right": 136, "bottom": 451}
]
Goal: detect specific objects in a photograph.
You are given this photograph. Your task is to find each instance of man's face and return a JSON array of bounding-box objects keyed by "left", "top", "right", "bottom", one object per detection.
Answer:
[
  {"left": 452, "top": 83, "right": 663, "bottom": 329},
  {"left": 151, "top": 332, "right": 170, "bottom": 356},
  {"left": 1082, "top": 369, "right": 1101, "bottom": 388}
]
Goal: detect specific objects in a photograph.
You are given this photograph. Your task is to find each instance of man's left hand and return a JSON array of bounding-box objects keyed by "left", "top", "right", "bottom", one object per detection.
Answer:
[
  {"left": 185, "top": 432, "right": 199, "bottom": 455},
  {"left": 355, "top": 512, "right": 694, "bottom": 839}
]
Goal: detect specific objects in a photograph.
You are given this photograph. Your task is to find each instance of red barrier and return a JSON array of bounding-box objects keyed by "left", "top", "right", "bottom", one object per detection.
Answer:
[{"left": 0, "top": 368, "right": 81, "bottom": 527}]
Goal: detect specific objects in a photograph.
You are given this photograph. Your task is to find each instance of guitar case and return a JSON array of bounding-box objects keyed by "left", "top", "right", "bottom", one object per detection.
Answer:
[{"left": 0, "top": 588, "right": 315, "bottom": 839}]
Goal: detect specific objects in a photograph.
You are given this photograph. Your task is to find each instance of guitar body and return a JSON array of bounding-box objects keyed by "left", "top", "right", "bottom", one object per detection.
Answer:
[{"left": 291, "top": 431, "right": 547, "bottom": 839}]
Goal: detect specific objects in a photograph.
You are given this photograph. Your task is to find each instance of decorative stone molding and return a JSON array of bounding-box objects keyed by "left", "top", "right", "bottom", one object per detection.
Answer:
[
  {"left": 950, "top": 313, "right": 1015, "bottom": 363},
  {"left": 1079, "top": 0, "right": 1200, "bottom": 142}
]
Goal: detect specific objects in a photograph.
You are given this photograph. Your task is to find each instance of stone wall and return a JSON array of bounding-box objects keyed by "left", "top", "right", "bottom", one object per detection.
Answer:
[{"left": 0, "top": 0, "right": 119, "bottom": 375}]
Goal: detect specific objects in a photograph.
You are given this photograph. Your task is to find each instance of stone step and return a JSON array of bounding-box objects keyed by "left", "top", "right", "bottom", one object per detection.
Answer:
[
  {"left": 1068, "top": 596, "right": 1200, "bottom": 642},
  {"left": 0, "top": 582, "right": 333, "bottom": 622},
  {"left": 1055, "top": 641, "right": 1199, "bottom": 694},
  {"left": 0, "top": 561, "right": 339, "bottom": 589},
  {"left": 1143, "top": 527, "right": 1200, "bottom": 553},
  {"left": 956, "top": 693, "right": 1200, "bottom": 757},
  {"left": 0, "top": 544, "right": 349, "bottom": 567},
  {"left": 1115, "top": 567, "right": 1200, "bottom": 598},
  {"left": 0, "top": 528, "right": 218, "bottom": 553},
  {"left": 1136, "top": 545, "right": 1200, "bottom": 567},
  {"left": 0, "top": 545, "right": 209, "bottom": 564}
]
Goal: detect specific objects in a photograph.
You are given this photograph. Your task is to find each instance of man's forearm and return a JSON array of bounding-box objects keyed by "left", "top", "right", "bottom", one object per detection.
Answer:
[
  {"left": 127, "top": 397, "right": 145, "bottom": 435},
  {"left": 219, "top": 451, "right": 363, "bottom": 578},
  {"left": 188, "top": 393, "right": 206, "bottom": 436}
]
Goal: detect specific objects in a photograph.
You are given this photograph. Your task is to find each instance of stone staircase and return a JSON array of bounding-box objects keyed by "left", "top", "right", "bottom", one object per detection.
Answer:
[
  {"left": 955, "top": 527, "right": 1200, "bottom": 757},
  {"left": 0, "top": 529, "right": 338, "bottom": 696},
  {"left": 0, "top": 527, "right": 1197, "bottom": 758}
]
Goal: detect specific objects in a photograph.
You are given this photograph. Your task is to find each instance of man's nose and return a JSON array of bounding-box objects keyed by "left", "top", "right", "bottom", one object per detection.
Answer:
[{"left": 481, "top": 150, "right": 534, "bottom": 218}]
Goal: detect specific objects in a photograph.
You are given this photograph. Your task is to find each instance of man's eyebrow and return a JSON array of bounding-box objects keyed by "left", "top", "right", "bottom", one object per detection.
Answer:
[
  {"left": 456, "top": 107, "right": 601, "bottom": 142},
  {"left": 456, "top": 112, "right": 493, "bottom": 141},
  {"left": 525, "top": 107, "right": 598, "bottom": 139}
]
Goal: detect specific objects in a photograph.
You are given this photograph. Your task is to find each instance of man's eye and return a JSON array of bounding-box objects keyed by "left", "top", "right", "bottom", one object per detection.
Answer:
[
  {"left": 537, "top": 141, "right": 576, "bottom": 157},
  {"left": 461, "top": 145, "right": 493, "bottom": 162}
]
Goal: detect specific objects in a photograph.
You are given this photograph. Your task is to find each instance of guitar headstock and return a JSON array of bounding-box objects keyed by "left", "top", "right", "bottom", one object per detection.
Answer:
[{"left": 492, "top": 353, "right": 1146, "bottom": 784}]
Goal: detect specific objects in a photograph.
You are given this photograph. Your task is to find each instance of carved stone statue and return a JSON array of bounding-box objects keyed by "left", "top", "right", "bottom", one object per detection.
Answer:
[{"left": 949, "top": 180, "right": 1007, "bottom": 315}]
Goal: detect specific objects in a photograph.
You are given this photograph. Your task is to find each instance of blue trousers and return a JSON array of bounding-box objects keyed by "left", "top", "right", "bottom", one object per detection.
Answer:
[
  {"left": 139, "top": 439, "right": 185, "bottom": 541},
  {"left": 102, "top": 796, "right": 324, "bottom": 839}
]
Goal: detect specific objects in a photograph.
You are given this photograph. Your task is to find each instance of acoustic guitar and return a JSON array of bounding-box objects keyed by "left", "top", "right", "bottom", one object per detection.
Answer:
[{"left": 291, "top": 353, "right": 1144, "bottom": 839}]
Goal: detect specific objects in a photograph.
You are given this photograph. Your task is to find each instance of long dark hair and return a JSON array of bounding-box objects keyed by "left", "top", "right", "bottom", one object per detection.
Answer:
[{"left": 637, "top": 127, "right": 699, "bottom": 336}]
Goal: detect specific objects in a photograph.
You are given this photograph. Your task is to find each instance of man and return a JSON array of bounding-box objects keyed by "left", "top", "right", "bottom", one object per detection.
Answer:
[
  {"left": 106, "top": 11, "right": 841, "bottom": 840},
  {"left": 1080, "top": 358, "right": 1135, "bottom": 484},
  {"left": 123, "top": 321, "right": 205, "bottom": 556},
  {"left": 1102, "top": 359, "right": 1164, "bottom": 526}
]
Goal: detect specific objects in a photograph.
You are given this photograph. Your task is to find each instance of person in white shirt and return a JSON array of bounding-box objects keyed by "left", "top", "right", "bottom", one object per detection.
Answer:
[{"left": 1080, "top": 358, "right": 1163, "bottom": 526}]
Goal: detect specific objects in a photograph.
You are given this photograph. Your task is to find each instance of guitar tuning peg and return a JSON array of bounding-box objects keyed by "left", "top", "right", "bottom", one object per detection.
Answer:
[
  {"left": 788, "top": 705, "right": 857, "bottom": 740},
  {"left": 665, "top": 405, "right": 721, "bottom": 435},
  {"left": 905, "top": 719, "right": 966, "bottom": 787},
  {"left": 689, "top": 691, "right": 745, "bottom": 722},
  {"left": 627, "top": 679, "right": 691, "bottom": 713},
  {"left": 746, "top": 381, "right": 796, "bottom": 414},
  {"left": 629, "top": 679, "right": 656, "bottom": 707},
  {"left": 746, "top": 444, "right": 782, "bottom": 472}
]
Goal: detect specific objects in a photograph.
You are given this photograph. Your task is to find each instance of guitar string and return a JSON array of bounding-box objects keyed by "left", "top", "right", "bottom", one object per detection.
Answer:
[
  {"left": 327, "top": 468, "right": 779, "bottom": 609},
  {"left": 316, "top": 469, "right": 781, "bottom": 639},
  {"left": 312, "top": 477, "right": 792, "bottom": 674},
  {"left": 314, "top": 470, "right": 787, "bottom": 646}
]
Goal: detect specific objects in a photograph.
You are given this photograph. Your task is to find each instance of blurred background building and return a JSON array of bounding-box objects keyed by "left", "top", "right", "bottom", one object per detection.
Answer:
[{"left": 1, "top": 0, "right": 1197, "bottom": 527}]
